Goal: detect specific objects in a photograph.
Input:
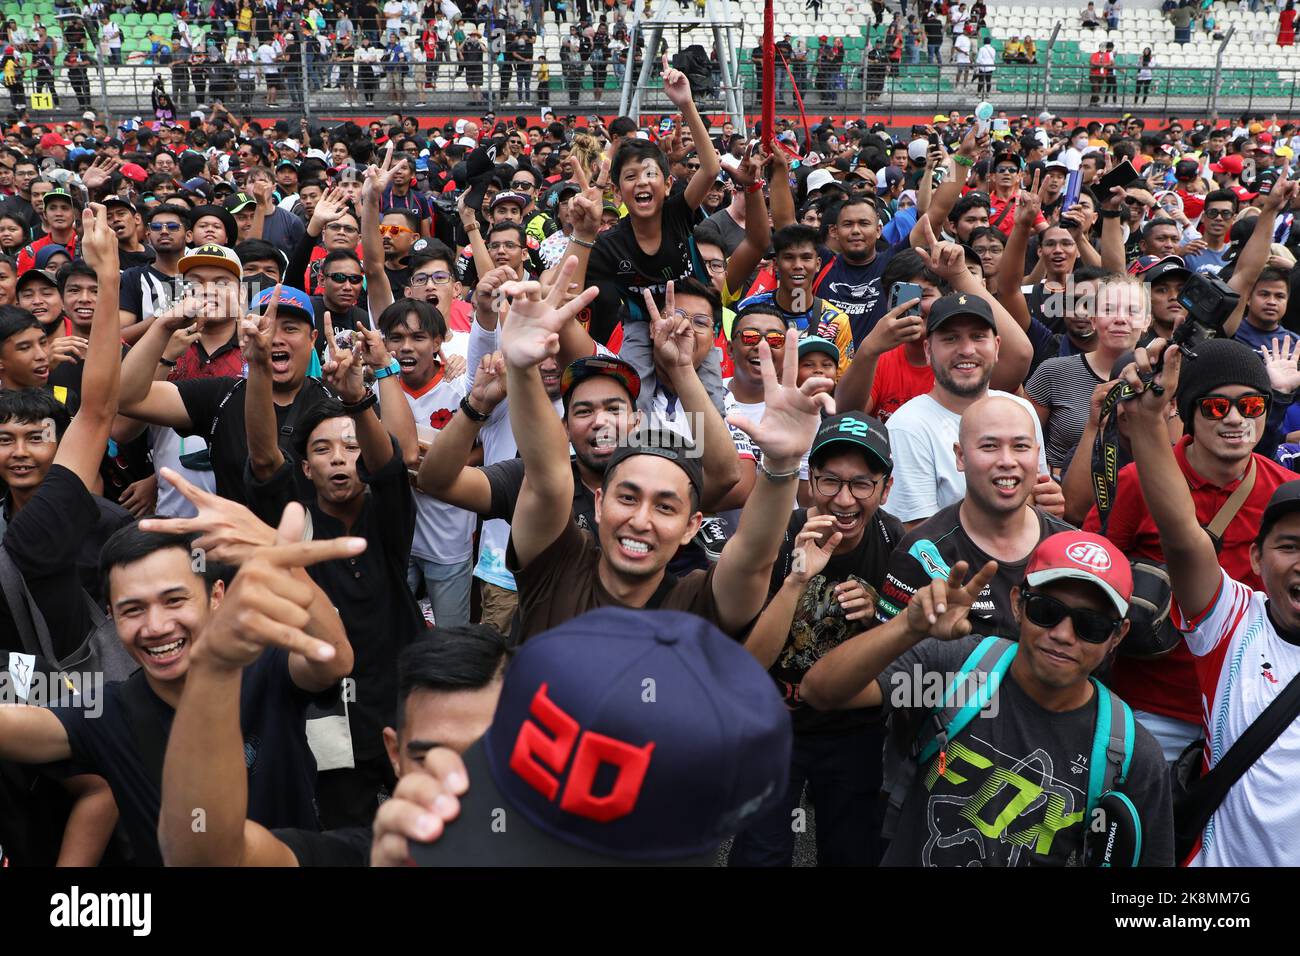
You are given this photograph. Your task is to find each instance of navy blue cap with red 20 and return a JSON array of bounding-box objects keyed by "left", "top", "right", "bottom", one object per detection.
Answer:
[{"left": 412, "top": 608, "right": 792, "bottom": 866}]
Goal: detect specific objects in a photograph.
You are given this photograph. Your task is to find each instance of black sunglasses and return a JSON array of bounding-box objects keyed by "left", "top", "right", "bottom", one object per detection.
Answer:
[
  {"left": 1020, "top": 588, "right": 1121, "bottom": 644},
  {"left": 325, "top": 272, "right": 364, "bottom": 285}
]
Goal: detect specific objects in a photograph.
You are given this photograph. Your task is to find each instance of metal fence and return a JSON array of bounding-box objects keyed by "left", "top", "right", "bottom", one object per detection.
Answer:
[{"left": 11, "top": 54, "right": 1300, "bottom": 123}]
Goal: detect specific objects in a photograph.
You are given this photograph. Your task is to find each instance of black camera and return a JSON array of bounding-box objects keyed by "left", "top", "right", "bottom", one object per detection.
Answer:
[{"left": 1173, "top": 271, "right": 1240, "bottom": 358}]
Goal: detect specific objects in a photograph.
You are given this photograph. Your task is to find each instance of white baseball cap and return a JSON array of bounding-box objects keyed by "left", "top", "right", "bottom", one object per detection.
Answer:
[{"left": 806, "top": 169, "right": 837, "bottom": 193}]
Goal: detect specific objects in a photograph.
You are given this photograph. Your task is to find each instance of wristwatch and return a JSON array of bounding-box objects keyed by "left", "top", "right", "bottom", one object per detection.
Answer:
[
  {"left": 372, "top": 358, "right": 401, "bottom": 380},
  {"left": 459, "top": 394, "right": 491, "bottom": 422}
]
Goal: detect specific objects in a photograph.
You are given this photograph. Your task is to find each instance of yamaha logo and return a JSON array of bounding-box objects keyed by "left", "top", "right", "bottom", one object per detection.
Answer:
[{"left": 1066, "top": 541, "right": 1112, "bottom": 572}]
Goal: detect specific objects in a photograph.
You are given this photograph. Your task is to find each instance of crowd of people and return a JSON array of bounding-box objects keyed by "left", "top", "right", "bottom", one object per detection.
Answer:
[{"left": 0, "top": 43, "right": 1299, "bottom": 868}]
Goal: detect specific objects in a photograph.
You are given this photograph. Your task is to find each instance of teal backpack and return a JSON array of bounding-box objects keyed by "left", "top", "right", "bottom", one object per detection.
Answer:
[{"left": 883, "top": 635, "right": 1141, "bottom": 867}]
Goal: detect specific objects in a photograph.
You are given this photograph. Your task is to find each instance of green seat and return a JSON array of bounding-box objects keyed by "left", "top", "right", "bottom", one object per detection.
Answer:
[
  {"left": 122, "top": 12, "right": 141, "bottom": 25},
  {"left": 141, "top": 12, "right": 158, "bottom": 25}
]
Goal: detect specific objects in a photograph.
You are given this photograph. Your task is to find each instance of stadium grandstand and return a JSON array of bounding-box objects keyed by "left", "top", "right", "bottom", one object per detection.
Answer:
[{"left": 0, "top": 0, "right": 1293, "bottom": 118}]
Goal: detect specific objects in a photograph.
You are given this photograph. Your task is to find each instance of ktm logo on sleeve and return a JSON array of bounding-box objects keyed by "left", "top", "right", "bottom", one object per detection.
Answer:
[{"left": 509, "top": 683, "right": 655, "bottom": 822}]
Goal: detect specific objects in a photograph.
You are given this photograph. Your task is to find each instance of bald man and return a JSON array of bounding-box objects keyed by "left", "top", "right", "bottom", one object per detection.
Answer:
[{"left": 876, "top": 395, "right": 1075, "bottom": 636}]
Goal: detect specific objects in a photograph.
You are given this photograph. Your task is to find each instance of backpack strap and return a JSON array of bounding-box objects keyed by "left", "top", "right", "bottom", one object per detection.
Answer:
[
  {"left": 1087, "top": 676, "right": 1134, "bottom": 814},
  {"left": 915, "top": 636, "right": 1017, "bottom": 765},
  {"left": 883, "top": 636, "right": 1015, "bottom": 838},
  {"left": 0, "top": 543, "right": 57, "bottom": 661}
]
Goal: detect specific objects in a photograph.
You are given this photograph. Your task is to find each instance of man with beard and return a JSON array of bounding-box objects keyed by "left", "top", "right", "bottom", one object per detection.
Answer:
[
  {"left": 878, "top": 395, "right": 1072, "bottom": 638},
  {"left": 887, "top": 293, "right": 1049, "bottom": 531},
  {"left": 730, "top": 412, "right": 901, "bottom": 867}
]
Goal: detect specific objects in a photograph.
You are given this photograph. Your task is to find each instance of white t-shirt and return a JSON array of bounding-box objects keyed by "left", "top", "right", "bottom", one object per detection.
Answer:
[
  {"left": 150, "top": 425, "right": 216, "bottom": 518},
  {"left": 399, "top": 371, "right": 475, "bottom": 563},
  {"left": 1176, "top": 569, "right": 1300, "bottom": 867},
  {"left": 884, "top": 390, "right": 1049, "bottom": 524},
  {"left": 953, "top": 34, "right": 972, "bottom": 63},
  {"left": 384, "top": 0, "right": 404, "bottom": 32},
  {"left": 257, "top": 42, "right": 279, "bottom": 73}
]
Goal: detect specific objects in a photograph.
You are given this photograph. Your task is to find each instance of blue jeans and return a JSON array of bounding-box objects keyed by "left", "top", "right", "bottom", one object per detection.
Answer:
[
  {"left": 728, "top": 722, "right": 886, "bottom": 867},
  {"left": 407, "top": 556, "right": 473, "bottom": 628}
]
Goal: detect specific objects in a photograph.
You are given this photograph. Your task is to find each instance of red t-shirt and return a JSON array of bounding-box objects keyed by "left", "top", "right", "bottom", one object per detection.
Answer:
[
  {"left": 1083, "top": 438, "right": 1295, "bottom": 725},
  {"left": 869, "top": 345, "right": 933, "bottom": 421},
  {"left": 17, "top": 233, "right": 78, "bottom": 274},
  {"left": 987, "top": 192, "right": 1046, "bottom": 236},
  {"left": 1176, "top": 187, "right": 1206, "bottom": 220}
]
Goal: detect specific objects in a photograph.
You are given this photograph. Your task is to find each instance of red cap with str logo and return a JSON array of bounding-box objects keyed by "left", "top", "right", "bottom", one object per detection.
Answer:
[{"left": 1025, "top": 531, "right": 1133, "bottom": 617}]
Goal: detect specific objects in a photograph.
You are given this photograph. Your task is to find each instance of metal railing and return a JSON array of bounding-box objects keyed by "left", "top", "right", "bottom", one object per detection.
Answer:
[{"left": 8, "top": 55, "right": 1299, "bottom": 122}]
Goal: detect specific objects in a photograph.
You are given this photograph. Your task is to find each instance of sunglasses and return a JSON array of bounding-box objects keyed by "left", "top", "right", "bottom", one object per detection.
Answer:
[
  {"left": 148, "top": 221, "right": 183, "bottom": 232},
  {"left": 510, "top": 180, "right": 536, "bottom": 190},
  {"left": 1198, "top": 393, "right": 1268, "bottom": 420},
  {"left": 325, "top": 271, "right": 364, "bottom": 285},
  {"left": 1203, "top": 208, "right": 1234, "bottom": 219},
  {"left": 994, "top": 165, "right": 1019, "bottom": 174},
  {"left": 379, "top": 224, "right": 415, "bottom": 236},
  {"left": 1020, "top": 589, "right": 1120, "bottom": 644},
  {"left": 738, "top": 329, "right": 787, "bottom": 348}
]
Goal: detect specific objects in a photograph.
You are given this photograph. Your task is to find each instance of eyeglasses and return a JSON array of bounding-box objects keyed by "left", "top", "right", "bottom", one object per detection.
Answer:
[
  {"left": 148, "top": 221, "right": 183, "bottom": 232},
  {"left": 738, "top": 329, "right": 787, "bottom": 348},
  {"left": 324, "top": 222, "right": 359, "bottom": 234},
  {"left": 686, "top": 162, "right": 701, "bottom": 171},
  {"left": 1124, "top": 197, "right": 1152, "bottom": 207},
  {"left": 1198, "top": 393, "right": 1268, "bottom": 420},
  {"left": 1020, "top": 589, "right": 1121, "bottom": 644},
  {"left": 379, "top": 224, "right": 415, "bottom": 236},
  {"left": 702, "top": 258, "right": 726, "bottom": 275},
  {"left": 811, "top": 474, "right": 881, "bottom": 500},
  {"left": 1203, "top": 207, "right": 1234, "bottom": 219},
  {"left": 509, "top": 180, "right": 536, "bottom": 190},
  {"left": 325, "top": 271, "right": 364, "bottom": 285},
  {"left": 488, "top": 240, "right": 521, "bottom": 252},
  {"left": 410, "top": 271, "right": 452, "bottom": 286},
  {"left": 671, "top": 308, "right": 715, "bottom": 332}
]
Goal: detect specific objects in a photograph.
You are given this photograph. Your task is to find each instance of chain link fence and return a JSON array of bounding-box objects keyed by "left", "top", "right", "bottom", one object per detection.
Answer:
[{"left": 9, "top": 55, "right": 1298, "bottom": 123}]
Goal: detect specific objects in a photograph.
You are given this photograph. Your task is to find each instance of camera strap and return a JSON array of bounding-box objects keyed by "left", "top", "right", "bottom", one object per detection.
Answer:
[{"left": 1090, "top": 378, "right": 1140, "bottom": 534}]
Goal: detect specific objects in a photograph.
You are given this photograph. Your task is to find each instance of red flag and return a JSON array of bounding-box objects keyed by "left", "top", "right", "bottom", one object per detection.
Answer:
[{"left": 761, "top": 0, "right": 774, "bottom": 150}]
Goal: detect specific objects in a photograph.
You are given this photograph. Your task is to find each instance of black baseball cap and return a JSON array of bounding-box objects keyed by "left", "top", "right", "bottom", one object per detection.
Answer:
[
  {"left": 411, "top": 607, "right": 792, "bottom": 866},
  {"left": 102, "top": 194, "right": 138, "bottom": 213},
  {"left": 926, "top": 292, "right": 997, "bottom": 334},
  {"left": 1259, "top": 480, "right": 1300, "bottom": 542},
  {"left": 809, "top": 412, "right": 892, "bottom": 473},
  {"left": 1130, "top": 254, "right": 1191, "bottom": 284},
  {"left": 605, "top": 428, "right": 704, "bottom": 502},
  {"left": 560, "top": 355, "right": 641, "bottom": 407},
  {"left": 1175, "top": 158, "right": 1201, "bottom": 181}
]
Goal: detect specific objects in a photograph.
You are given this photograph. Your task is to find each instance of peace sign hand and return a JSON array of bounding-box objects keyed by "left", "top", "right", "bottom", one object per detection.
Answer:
[{"left": 904, "top": 560, "right": 999, "bottom": 641}]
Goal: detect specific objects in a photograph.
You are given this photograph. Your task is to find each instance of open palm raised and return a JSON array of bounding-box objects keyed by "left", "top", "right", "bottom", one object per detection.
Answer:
[{"left": 726, "top": 328, "right": 836, "bottom": 467}]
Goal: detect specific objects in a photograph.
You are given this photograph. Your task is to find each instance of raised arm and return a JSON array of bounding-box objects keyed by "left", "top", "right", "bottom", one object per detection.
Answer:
[
  {"left": 321, "top": 314, "right": 399, "bottom": 474},
  {"left": 415, "top": 351, "right": 504, "bottom": 511},
  {"left": 834, "top": 294, "right": 925, "bottom": 412},
  {"left": 354, "top": 319, "right": 418, "bottom": 468},
  {"left": 1223, "top": 175, "right": 1297, "bottom": 338},
  {"left": 457, "top": 193, "right": 494, "bottom": 281},
  {"left": 768, "top": 142, "right": 796, "bottom": 231},
  {"left": 1118, "top": 341, "right": 1221, "bottom": 617},
  {"left": 160, "top": 505, "right": 362, "bottom": 867},
  {"left": 1098, "top": 185, "right": 1128, "bottom": 274},
  {"left": 714, "top": 328, "right": 834, "bottom": 635},
  {"left": 663, "top": 55, "right": 721, "bottom": 210},
  {"left": 239, "top": 288, "right": 285, "bottom": 481},
  {"left": 360, "top": 153, "right": 396, "bottom": 314},
  {"left": 499, "top": 258, "right": 599, "bottom": 568},
  {"left": 54, "top": 205, "right": 122, "bottom": 487},
  {"left": 997, "top": 176, "right": 1039, "bottom": 332},
  {"left": 723, "top": 148, "right": 774, "bottom": 299},
  {"left": 645, "top": 284, "right": 740, "bottom": 507}
]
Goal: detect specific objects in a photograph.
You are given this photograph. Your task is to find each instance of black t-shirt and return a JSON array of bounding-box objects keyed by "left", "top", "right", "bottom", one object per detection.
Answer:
[
  {"left": 1, "top": 492, "right": 134, "bottom": 606},
  {"left": 50, "top": 650, "right": 325, "bottom": 866},
  {"left": 767, "top": 507, "right": 903, "bottom": 735},
  {"left": 585, "top": 191, "right": 703, "bottom": 343},
  {"left": 273, "top": 824, "right": 372, "bottom": 866},
  {"left": 174, "top": 376, "right": 333, "bottom": 505},
  {"left": 481, "top": 456, "right": 597, "bottom": 534},
  {"left": 119, "top": 264, "right": 178, "bottom": 323},
  {"left": 243, "top": 436, "right": 423, "bottom": 761},
  {"left": 878, "top": 635, "right": 1174, "bottom": 866},
  {"left": 119, "top": 247, "right": 157, "bottom": 270},
  {"left": 308, "top": 298, "right": 371, "bottom": 359},
  {"left": 876, "top": 502, "right": 1074, "bottom": 638},
  {"left": 0, "top": 464, "right": 98, "bottom": 661}
]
